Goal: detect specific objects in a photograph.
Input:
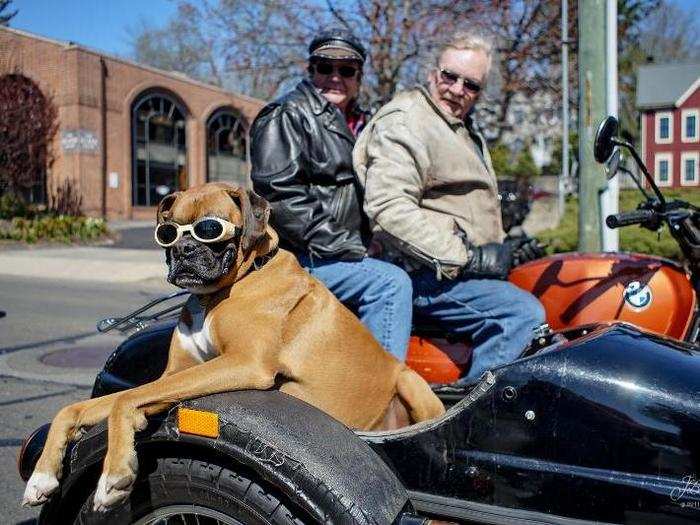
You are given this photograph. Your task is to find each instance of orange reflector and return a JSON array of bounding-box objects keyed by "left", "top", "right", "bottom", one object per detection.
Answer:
[{"left": 177, "top": 407, "right": 219, "bottom": 438}]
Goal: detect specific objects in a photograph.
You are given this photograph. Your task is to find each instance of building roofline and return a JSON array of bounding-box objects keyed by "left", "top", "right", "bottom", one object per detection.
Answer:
[
  {"left": 0, "top": 25, "right": 264, "bottom": 106},
  {"left": 1, "top": 24, "right": 73, "bottom": 47},
  {"left": 637, "top": 60, "right": 700, "bottom": 71},
  {"left": 638, "top": 103, "right": 676, "bottom": 111},
  {"left": 677, "top": 77, "right": 700, "bottom": 107}
]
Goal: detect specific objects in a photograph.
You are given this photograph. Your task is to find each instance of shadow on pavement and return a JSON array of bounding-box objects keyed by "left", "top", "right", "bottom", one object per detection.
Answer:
[{"left": 0, "top": 331, "right": 96, "bottom": 356}]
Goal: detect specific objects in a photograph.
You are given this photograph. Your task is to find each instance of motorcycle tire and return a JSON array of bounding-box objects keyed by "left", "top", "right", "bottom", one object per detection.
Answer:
[{"left": 72, "top": 456, "right": 307, "bottom": 525}]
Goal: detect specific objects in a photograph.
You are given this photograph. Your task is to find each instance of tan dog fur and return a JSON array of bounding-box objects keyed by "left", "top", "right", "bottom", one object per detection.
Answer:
[{"left": 22, "top": 183, "right": 445, "bottom": 511}]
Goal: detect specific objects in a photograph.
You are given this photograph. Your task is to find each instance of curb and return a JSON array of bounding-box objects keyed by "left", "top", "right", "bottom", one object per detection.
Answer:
[{"left": 0, "top": 247, "right": 167, "bottom": 284}]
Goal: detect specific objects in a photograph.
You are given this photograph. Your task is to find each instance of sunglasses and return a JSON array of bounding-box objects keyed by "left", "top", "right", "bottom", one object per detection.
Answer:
[
  {"left": 313, "top": 62, "right": 359, "bottom": 78},
  {"left": 155, "top": 217, "right": 239, "bottom": 248},
  {"left": 438, "top": 68, "right": 482, "bottom": 94}
]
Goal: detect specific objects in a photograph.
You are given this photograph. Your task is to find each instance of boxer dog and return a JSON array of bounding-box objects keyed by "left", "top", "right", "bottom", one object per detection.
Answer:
[{"left": 23, "top": 182, "right": 445, "bottom": 511}]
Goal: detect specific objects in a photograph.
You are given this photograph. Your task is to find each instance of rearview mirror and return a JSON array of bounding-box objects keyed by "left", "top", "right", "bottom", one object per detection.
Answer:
[
  {"left": 594, "top": 116, "right": 619, "bottom": 163},
  {"left": 606, "top": 149, "right": 621, "bottom": 180}
]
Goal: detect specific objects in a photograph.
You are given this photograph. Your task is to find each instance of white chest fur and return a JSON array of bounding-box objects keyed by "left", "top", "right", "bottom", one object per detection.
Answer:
[{"left": 176, "top": 296, "right": 217, "bottom": 363}]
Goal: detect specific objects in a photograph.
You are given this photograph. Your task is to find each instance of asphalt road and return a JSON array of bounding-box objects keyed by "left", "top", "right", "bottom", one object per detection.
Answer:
[
  {"left": 108, "top": 225, "right": 159, "bottom": 250},
  {"left": 0, "top": 274, "right": 174, "bottom": 524}
]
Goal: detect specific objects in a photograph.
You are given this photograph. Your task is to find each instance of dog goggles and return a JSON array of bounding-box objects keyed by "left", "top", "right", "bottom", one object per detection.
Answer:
[{"left": 155, "top": 217, "right": 239, "bottom": 248}]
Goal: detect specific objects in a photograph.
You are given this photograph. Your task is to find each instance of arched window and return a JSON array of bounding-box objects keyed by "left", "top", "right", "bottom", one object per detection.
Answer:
[
  {"left": 132, "top": 92, "right": 187, "bottom": 206},
  {"left": 206, "top": 109, "right": 247, "bottom": 186}
]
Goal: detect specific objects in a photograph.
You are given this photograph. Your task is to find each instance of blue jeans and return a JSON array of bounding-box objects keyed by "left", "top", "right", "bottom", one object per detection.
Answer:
[
  {"left": 411, "top": 270, "right": 546, "bottom": 384},
  {"left": 296, "top": 254, "right": 413, "bottom": 360}
]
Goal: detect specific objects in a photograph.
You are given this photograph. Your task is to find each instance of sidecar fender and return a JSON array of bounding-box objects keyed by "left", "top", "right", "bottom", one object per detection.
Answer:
[{"left": 37, "top": 390, "right": 409, "bottom": 525}]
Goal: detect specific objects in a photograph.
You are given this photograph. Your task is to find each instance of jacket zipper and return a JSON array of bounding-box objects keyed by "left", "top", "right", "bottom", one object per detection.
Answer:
[{"left": 330, "top": 185, "right": 344, "bottom": 220}]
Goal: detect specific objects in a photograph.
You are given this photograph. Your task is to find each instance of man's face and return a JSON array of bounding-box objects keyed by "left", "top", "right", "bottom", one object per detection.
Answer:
[
  {"left": 428, "top": 48, "right": 488, "bottom": 120},
  {"left": 310, "top": 59, "right": 361, "bottom": 112}
]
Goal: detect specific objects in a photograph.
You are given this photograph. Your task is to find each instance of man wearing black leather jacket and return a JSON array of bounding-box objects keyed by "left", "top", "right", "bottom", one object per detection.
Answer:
[{"left": 250, "top": 29, "right": 413, "bottom": 360}]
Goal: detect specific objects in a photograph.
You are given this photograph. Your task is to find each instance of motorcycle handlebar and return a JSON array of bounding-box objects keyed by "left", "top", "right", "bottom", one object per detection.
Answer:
[{"left": 605, "top": 209, "right": 656, "bottom": 229}]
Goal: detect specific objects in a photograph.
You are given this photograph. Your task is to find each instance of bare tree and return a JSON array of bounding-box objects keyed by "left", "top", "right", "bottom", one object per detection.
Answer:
[
  {"left": 130, "top": 4, "right": 225, "bottom": 87},
  {"left": 208, "top": 0, "right": 317, "bottom": 99},
  {"left": 321, "top": 0, "right": 487, "bottom": 106},
  {"left": 128, "top": 0, "right": 681, "bottom": 144},
  {"left": 615, "top": 0, "right": 700, "bottom": 140},
  {"left": 639, "top": 2, "right": 700, "bottom": 61},
  {"left": 131, "top": 0, "right": 316, "bottom": 100},
  {"left": 0, "top": 0, "right": 17, "bottom": 26},
  {"left": 126, "top": 0, "right": 569, "bottom": 141},
  {"left": 475, "top": 0, "right": 564, "bottom": 144},
  {"left": 130, "top": 0, "right": 487, "bottom": 103},
  {"left": 484, "top": 0, "right": 673, "bottom": 146}
]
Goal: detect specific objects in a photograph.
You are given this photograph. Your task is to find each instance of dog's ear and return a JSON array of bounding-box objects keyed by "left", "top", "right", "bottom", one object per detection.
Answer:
[
  {"left": 226, "top": 186, "right": 270, "bottom": 253},
  {"left": 156, "top": 192, "right": 180, "bottom": 223}
]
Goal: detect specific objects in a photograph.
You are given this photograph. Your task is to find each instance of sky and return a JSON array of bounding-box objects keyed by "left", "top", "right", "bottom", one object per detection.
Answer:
[
  {"left": 7, "top": 0, "right": 700, "bottom": 60},
  {"left": 10, "top": 0, "right": 178, "bottom": 58}
]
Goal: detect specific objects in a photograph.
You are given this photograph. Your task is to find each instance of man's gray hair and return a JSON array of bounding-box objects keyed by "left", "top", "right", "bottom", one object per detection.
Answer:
[{"left": 433, "top": 30, "right": 494, "bottom": 75}]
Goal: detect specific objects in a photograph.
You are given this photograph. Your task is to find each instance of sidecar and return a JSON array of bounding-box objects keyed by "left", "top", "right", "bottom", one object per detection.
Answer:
[{"left": 19, "top": 318, "right": 700, "bottom": 524}]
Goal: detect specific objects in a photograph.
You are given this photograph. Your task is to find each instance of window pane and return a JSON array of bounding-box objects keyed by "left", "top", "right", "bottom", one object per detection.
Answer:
[
  {"left": 686, "top": 159, "right": 697, "bottom": 181},
  {"left": 148, "top": 162, "right": 179, "bottom": 205},
  {"left": 207, "top": 111, "right": 247, "bottom": 186},
  {"left": 659, "top": 160, "right": 669, "bottom": 181},
  {"left": 136, "top": 161, "right": 148, "bottom": 205},
  {"left": 132, "top": 94, "right": 187, "bottom": 206},
  {"left": 660, "top": 117, "right": 669, "bottom": 139},
  {"left": 687, "top": 115, "right": 697, "bottom": 138}
]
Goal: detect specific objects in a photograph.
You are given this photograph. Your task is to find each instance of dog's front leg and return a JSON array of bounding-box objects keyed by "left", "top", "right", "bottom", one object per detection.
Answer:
[
  {"left": 24, "top": 334, "right": 196, "bottom": 508},
  {"left": 22, "top": 392, "right": 125, "bottom": 506},
  {"left": 94, "top": 354, "right": 276, "bottom": 511}
]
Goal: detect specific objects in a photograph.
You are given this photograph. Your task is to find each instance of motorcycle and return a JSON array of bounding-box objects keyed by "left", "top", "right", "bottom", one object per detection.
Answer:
[
  {"left": 410, "top": 115, "right": 700, "bottom": 383},
  {"left": 18, "top": 115, "right": 700, "bottom": 524}
]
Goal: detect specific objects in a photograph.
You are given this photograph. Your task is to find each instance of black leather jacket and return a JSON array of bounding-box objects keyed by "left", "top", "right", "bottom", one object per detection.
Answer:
[{"left": 250, "top": 80, "right": 369, "bottom": 260}]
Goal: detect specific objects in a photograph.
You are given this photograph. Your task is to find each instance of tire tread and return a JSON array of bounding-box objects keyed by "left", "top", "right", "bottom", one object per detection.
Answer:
[{"left": 74, "top": 456, "right": 308, "bottom": 525}]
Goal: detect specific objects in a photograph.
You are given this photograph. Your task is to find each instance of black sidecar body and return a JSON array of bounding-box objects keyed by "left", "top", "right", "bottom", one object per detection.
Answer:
[{"left": 20, "top": 320, "right": 700, "bottom": 524}]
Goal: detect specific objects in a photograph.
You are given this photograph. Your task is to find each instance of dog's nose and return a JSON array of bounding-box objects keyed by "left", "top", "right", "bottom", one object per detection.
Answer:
[{"left": 171, "top": 236, "right": 200, "bottom": 258}]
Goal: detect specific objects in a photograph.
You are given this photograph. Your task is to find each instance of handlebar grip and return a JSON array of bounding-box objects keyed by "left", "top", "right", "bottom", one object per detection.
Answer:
[{"left": 605, "top": 209, "right": 655, "bottom": 229}]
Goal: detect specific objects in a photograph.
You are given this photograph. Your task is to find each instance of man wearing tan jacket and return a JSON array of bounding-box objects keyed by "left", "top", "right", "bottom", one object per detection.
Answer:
[{"left": 354, "top": 30, "right": 545, "bottom": 384}]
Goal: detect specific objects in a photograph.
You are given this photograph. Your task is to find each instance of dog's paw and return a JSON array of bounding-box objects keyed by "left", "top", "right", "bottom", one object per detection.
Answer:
[
  {"left": 132, "top": 410, "right": 148, "bottom": 432},
  {"left": 22, "top": 471, "right": 59, "bottom": 507},
  {"left": 92, "top": 470, "right": 136, "bottom": 512}
]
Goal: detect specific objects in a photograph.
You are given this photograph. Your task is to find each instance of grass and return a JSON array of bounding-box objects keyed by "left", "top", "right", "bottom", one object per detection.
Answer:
[{"left": 537, "top": 188, "right": 700, "bottom": 260}]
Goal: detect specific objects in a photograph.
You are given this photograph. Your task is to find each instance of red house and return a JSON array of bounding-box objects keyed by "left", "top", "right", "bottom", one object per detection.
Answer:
[{"left": 639, "top": 62, "right": 700, "bottom": 189}]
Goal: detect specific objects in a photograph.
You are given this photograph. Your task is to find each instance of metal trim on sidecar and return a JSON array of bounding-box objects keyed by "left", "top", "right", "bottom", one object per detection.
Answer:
[{"left": 408, "top": 492, "right": 618, "bottom": 525}]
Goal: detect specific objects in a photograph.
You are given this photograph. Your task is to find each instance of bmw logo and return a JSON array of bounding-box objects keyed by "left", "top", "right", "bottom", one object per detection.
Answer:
[{"left": 623, "top": 281, "right": 653, "bottom": 311}]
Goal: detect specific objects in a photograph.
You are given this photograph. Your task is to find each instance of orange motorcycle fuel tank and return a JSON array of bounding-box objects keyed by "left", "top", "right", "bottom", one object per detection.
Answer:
[
  {"left": 407, "top": 252, "right": 696, "bottom": 384},
  {"left": 509, "top": 252, "right": 695, "bottom": 340}
]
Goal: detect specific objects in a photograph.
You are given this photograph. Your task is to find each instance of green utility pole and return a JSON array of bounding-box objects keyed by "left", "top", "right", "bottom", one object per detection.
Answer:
[{"left": 577, "top": 0, "right": 607, "bottom": 251}]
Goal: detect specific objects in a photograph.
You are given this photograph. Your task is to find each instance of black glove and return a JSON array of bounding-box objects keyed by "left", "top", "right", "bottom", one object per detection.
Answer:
[
  {"left": 506, "top": 236, "right": 547, "bottom": 267},
  {"left": 463, "top": 242, "right": 513, "bottom": 280}
]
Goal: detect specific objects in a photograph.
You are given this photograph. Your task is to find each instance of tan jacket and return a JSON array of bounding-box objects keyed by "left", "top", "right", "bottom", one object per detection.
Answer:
[{"left": 353, "top": 87, "right": 503, "bottom": 278}]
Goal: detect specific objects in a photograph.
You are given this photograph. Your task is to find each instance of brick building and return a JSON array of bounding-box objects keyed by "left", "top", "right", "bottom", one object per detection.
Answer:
[
  {"left": 638, "top": 62, "right": 700, "bottom": 189},
  {"left": 0, "top": 26, "right": 265, "bottom": 219}
]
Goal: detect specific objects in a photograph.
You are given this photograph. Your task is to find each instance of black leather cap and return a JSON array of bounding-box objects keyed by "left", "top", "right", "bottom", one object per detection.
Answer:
[{"left": 309, "top": 28, "right": 366, "bottom": 63}]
